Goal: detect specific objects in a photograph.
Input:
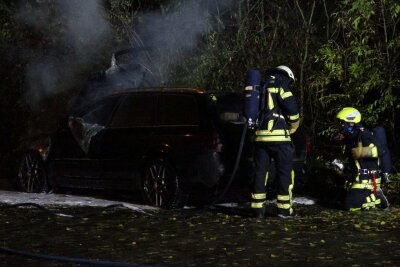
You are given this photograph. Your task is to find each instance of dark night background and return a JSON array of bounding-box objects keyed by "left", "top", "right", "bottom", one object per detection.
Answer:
[
  {"left": 1, "top": 2, "right": 400, "bottom": 266},
  {"left": 0, "top": 0, "right": 399, "bottom": 187}
]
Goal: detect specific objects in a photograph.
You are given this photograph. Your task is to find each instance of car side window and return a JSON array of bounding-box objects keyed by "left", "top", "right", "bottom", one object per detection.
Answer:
[
  {"left": 81, "top": 97, "right": 118, "bottom": 126},
  {"left": 160, "top": 94, "right": 200, "bottom": 126},
  {"left": 111, "top": 94, "right": 156, "bottom": 127}
]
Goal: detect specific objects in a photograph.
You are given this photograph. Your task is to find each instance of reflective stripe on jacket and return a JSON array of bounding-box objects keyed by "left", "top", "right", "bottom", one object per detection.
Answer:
[{"left": 255, "top": 74, "right": 300, "bottom": 143}]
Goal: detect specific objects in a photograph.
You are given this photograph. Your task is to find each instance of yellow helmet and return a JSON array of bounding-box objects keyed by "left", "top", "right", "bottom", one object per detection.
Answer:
[{"left": 336, "top": 107, "right": 361, "bottom": 123}]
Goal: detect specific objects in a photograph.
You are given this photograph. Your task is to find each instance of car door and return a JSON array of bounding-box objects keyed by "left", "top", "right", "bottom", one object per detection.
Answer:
[
  {"left": 155, "top": 93, "right": 208, "bottom": 184},
  {"left": 50, "top": 97, "right": 119, "bottom": 189},
  {"left": 99, "top": 93, "right": 157, "bottom": 190}
]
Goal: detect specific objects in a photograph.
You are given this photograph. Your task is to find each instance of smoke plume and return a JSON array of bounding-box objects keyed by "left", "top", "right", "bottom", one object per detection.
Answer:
[
  {"left": 19, "top": 0, "right": 234, "bottom": 109},
  {"left": 19, "top": 0, "right": 111, "bottom": 108}
]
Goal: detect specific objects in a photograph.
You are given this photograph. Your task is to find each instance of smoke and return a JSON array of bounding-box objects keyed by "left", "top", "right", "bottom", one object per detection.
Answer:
[
  {"left": 75, "top": 0, "right": 234, "bottom": 109},
  {"left": 131, "top": 0, "right": 234, "bottom": 83},
  {"left": 18, "top": 0, "right": 111, "bottom": 108},
  {"left": 19, "top": 0, "right": 234, "bottom": 109}
]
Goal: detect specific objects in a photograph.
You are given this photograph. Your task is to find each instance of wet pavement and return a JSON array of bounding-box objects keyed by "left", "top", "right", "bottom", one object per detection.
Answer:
[{"left": 1, "top": 190, "right": 400, "bottom": 266}]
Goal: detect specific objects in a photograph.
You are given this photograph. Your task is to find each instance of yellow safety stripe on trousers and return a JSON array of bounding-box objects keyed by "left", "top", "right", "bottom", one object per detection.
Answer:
[
  {"left": 264, "top": 172, "right": 269, "bottom": 187},
  {"left": 289, "top": 170, "right": 294, "bottom": 204},
  {"left": 244, "top": 86, "right": 253, "bottom": 91},
  {"left": 362, "top": 201, "right": 376, "bottom": 209},
  {"left": 277, "top": 203, "right": 291, "bottom": 209},
  {"left": 251, "top": 193, "right": 266, "bottom": 200},
  {"left": 370, "top": 193, "right": 376, "bottom": 201},
  {"left": 349, "top": 207, "right": 361, "bottom": 212},
  {"left": 277, "top": 195, "right": 290, "bottom": 201},
  {"left": 350, "top": 203, "right": 377, "bottom": 211},
  {"left": 251, "top": 202, "right": 265, "bottom": 208},
  {"left": 277, "top": 170, "right": 294, "bottom": 209}
]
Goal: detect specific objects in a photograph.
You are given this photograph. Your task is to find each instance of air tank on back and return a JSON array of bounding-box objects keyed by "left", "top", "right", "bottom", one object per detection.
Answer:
[{"left": 243, "top": 69, "right": 262, "bottom": 125}]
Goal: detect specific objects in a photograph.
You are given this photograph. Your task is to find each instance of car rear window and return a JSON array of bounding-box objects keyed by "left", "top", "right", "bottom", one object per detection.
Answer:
[
  {"left": 159, "top": 94, "right": 200, "bottom": 126},
  {"left": 111, "top": 94, "right": 156, "bottom": 127}
]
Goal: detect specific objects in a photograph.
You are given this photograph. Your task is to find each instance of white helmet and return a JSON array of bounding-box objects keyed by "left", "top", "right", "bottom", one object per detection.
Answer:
[{"left": 276, "top": 65, "right": 295, "bottom": 82}]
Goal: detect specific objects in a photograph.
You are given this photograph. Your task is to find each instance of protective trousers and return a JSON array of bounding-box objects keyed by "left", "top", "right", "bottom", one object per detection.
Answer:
[
  {"left": 344, "top": 180, "right": 387, "bottom": 211},
  {"left": 251, "top": 142, "right": 294, "bottom": 216}
]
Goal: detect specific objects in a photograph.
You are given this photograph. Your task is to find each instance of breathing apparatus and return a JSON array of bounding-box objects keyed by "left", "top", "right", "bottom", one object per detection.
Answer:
[
  {"left": 243, "top": 66, "right": 295, "bottom": 130},
  {"left": 243, "top": 69, "right": 263, "bottom": 129}
]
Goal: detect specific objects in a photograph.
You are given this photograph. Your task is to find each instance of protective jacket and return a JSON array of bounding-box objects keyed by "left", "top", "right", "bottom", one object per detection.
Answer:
[
  {"left": 342, "top": 125, "right": 387, "bottom": 211},
  {"left": 255, "top": 73, "right": 300, "bottom": 143}
]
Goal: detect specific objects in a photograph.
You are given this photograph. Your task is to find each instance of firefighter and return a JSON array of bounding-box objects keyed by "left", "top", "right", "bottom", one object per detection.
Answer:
[
  {"left": 334, "top": 107, "right": 389, "bottom": 211},
  {"left": 248, "top": 66, "right": 300, "bottom": 219}
]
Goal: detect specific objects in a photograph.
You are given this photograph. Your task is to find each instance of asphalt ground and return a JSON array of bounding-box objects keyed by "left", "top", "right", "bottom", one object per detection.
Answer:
[{"left": 0, "top": 190, "right": 399, "bottom": 266}]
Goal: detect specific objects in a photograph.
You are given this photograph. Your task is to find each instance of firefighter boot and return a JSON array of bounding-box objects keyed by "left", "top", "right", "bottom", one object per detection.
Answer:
[{"left": 253, "top": 203, "right": 266, "bottom": 219}]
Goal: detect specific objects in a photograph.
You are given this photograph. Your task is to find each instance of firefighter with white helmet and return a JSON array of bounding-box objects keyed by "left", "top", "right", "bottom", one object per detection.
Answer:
[
  {"left": 245, "top": 65, "right": 300, "bottom": 219},
  {"left": 334, "top": 107, "right": 389, "bottom": 211}
]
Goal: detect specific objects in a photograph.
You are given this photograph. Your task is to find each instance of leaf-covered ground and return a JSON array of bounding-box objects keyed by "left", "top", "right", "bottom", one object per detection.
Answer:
[{"left": 0, "top": 202, "right": 399, "bottom": 266}]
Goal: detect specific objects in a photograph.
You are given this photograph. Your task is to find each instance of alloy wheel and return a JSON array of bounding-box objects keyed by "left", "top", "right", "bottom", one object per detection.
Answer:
[
  {"left": 17, "top": 150, "right": 47, "bottom": 193},
  {"left": 142, "top": 160, "right": 178, "bottom": 208}
]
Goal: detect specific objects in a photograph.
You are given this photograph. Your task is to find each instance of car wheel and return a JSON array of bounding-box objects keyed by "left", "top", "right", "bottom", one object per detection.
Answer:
[
  {"left": 17, "top": 150, "right": 47, "bottom": 193},
  {"left": 142, "top": 159, "right": 179, "bottom": 208}
]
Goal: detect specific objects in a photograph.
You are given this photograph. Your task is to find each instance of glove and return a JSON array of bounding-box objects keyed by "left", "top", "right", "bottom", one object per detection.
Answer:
[
  {"left": 331, "top": 159, "right": 344, "bottom": 171},
  {"left": 331, "top": 159, "right": 344, "bottom": 174},
  {"left": 288, "top": 120, "right": 300, "bottom": 134},
  {"left": 351, "top": 143, "right": 373, "bottom": 159}
]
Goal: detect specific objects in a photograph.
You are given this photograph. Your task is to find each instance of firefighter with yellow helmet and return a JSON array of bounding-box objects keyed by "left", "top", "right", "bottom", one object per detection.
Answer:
[{"left": 334, "top": 107, "right": 389, "bottom": 211}]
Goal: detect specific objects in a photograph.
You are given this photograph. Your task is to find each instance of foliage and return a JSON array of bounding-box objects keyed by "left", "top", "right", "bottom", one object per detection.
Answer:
[{"left": 311, "top": 0, "right": 400, "bottom": 146}]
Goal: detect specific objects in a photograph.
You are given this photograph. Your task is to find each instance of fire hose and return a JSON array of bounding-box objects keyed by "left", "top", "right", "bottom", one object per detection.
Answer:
[
  {"left": 0, "top": 203, "right": 160, "bottom": 266},
  {"left": 208, "top": 122, "right": 248, "bottom": 207},
  {"left": 180, "top": 121, "right": 248, "bottom": 218},
  {"left": 0, "top": 246, "right": 161, "bottom": 267}
]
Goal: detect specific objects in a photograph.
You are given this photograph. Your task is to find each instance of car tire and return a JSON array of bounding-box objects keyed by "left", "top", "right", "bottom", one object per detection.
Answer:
[
  {"left": 17, "top": 149, "right": 48, "bottom": 193},
  {"left": 141, "top": 159, "right": 179, "bottom": 208}
]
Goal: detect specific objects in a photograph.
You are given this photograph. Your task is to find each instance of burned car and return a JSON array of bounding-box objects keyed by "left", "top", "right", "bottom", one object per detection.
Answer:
[
  {"left": 17, "top": 88, "right": 224, "bottom": 208},
  {"left": 16, "top": 89, "right": 310, "bottom": 208},
  {"left": 16, "top": 50, "right": 308, "bottom": 207}
]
